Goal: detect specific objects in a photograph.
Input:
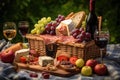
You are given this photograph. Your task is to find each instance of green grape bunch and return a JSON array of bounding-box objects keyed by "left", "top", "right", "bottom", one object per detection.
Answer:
[{"left": 31, "top": 17, "right": 52, "bottom": 34}]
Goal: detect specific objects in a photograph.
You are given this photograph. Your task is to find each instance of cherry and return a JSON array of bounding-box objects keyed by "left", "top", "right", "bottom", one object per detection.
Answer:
[
  {"left": 42, "top": 72, "right": 50, "bottom": 79},
  {"left": 29, "top": 72, "right": 38, "bottom": 78}
]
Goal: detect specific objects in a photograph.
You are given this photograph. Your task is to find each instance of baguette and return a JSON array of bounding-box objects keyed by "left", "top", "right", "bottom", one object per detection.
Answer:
[{"left": 3, "top": 42, "right": 23, "bottom": 53}]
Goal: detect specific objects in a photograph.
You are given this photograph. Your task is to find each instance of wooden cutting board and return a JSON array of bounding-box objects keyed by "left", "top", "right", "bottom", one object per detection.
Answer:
[{"left": 15, "top": 63, "right": 80, "bottom": 77}]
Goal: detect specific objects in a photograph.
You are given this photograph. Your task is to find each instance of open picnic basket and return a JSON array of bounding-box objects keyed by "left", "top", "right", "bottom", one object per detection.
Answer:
[
  {"left": 26, "top": 16, "right": 106, "bottom": 61},
  {"left": 16, "top": 13, "right": 107, "bottom": 77}
]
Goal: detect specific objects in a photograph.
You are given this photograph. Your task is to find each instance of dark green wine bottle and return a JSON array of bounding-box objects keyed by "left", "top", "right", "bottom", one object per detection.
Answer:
[{"left": 86, "top": 0, "right": 98, "bottom": 39}]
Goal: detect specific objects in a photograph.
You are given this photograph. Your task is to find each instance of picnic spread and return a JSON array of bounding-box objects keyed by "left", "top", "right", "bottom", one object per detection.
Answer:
[{"left": 0, "top": 11, "right": 120, "bottom": 80}]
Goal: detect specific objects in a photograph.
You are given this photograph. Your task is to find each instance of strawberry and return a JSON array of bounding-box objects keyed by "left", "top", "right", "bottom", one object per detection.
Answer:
[{"left": 20, "top": 56, "right": 27, "bottom": 63}]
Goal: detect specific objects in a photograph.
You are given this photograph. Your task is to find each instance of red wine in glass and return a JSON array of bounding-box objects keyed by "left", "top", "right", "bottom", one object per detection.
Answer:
[
  {"left": 94, "top": 30, "right": 109, "bottom": 63},
  {"left": 18, "top": 21, "right": 29, "bottom": 42},
  {"left": 18, "top": 26, "right": 28, "bottom": 36},
  {"left": 95, "top": 37, "right": 108, "bottom": 49}
]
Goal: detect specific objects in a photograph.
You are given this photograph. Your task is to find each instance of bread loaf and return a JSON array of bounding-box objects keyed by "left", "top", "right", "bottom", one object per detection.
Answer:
[
  {"left": 3, "top": 42, "right": 23, "bottom": 53},
  {"left": 56, "top": 11, "right": 86, "bottom": 36},
  {"left": 65, "top": 12, "right": 74, "bottom": 20},
  {"left": 71, "top": 11, "right": 86, "bottom": 28}
]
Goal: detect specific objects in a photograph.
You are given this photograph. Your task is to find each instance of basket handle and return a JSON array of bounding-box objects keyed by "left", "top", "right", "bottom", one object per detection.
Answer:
[{"left": 98, "top": 16, "right": 102, "bottom": 31}]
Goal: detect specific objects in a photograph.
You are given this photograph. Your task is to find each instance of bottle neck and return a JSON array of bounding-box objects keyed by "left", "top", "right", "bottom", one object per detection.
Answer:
[{"left": 90, "top": 0, "right": 95, "bottom": 12}]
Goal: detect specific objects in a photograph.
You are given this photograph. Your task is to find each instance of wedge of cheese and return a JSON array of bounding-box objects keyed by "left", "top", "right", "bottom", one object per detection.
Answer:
[
  {"left": 38, "top": 56, "right": 54, "bottom": 67},
  {"left": 14, "top": 49, "right": 29, "bottom": 62},
  {"left": 56, "top": 19, "right": 75, "bottom": 36}
]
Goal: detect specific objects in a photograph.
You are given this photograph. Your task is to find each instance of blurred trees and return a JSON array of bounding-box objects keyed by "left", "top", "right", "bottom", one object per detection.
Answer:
[{"left": 0, "top": 0, "right": 120, "bottom": 43}]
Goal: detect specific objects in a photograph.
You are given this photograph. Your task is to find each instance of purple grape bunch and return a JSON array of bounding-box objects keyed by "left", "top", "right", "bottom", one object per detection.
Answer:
[
  {"left": 71, "top": 27, "right": 91, "bottom": 43},
  {"left": 44, "top": 14, "right": 65, "bottom": 35}
]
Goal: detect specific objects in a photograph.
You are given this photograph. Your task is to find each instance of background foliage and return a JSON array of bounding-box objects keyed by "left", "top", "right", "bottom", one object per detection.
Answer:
[{"left": 0, "top": 0, "right": 120, "bottom": 43}]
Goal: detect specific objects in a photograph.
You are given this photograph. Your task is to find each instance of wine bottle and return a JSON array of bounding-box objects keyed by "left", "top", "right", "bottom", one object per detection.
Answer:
[{"left": 86, "top": 0, "right": 98, "bottom": 39}]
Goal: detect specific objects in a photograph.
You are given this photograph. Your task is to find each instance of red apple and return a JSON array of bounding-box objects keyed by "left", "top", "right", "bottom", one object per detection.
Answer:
[
  {"left": 0, "top": 50, "right": 15, "bottom": 63},
  {"left": 0, "top": 52, "right": 2, "bottom": 58},
  {"left": 94, "top": 63, "right": 108, "bottom": 76},
  {"left": 85, "top": 59, "right": 98, "bottom": 70},
  {"left": 69, "top": 56, "right": 78, "bottom": 65}
]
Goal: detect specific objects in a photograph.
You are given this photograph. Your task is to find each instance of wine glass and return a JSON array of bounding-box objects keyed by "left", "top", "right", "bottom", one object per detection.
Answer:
[
  {"left": 3, "top": 22, "right": 17, "bottom": 45},
  {"left": 94, "top": 28, "right": 109, "bottom": 63},
  {"left": 18, "top": 21, "right": 29, "bottom": 43}
]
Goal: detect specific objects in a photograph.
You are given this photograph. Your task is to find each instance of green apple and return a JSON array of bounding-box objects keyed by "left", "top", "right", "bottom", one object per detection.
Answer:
[
  {"left": 75, "top": 58, "right": 85, "bottom": 68},
  {"left": 81, "top": 66, "right": 92, "bottom": 76}
]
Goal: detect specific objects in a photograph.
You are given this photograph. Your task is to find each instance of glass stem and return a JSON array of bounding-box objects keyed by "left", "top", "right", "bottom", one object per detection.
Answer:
[
  {"left": 8, "top": 40, "right": 11, "bottom": 45},
  {"left": 100, "top": 48, "right": 104, "bottom": 63},
  {"left": 22, "top": 36, "right": 25, "bottom": 43},
  {"left": 6, "top": 40, "right": 12, "bottom": 47}
]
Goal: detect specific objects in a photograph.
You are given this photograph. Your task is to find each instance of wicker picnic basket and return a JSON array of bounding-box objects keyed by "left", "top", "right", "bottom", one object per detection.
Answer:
[
  {"left": 26, "top": 34, "right": 106, "bottom": 61},
  {"left": 56, "top": 16, "right": 106, "bottom": 61},
  {"left": 26, "top": 16, "right": 106, "bottom": 60},
  {"left": 26, "top": 34, "right": 57, "bottom": 57},
  {"left": 26, "top": 34, "right": 46, "bottom": 56},
  {"left": 56, "top": 40, "right": 106, "bottom": 61}
]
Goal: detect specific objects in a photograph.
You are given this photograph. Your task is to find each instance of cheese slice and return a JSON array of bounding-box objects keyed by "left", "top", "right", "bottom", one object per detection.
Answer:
[
  {"left": 56, "top": 19, "right": 75, "bottom": 36},
  {"left": 38, "top": 56, "right": 54, "bottom": 67},
  {"left": 15, "top": 49, "right": 29, "bottom": 62}
]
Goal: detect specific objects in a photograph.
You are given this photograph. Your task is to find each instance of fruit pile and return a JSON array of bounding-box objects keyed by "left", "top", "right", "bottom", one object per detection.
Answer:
[
  {"left": 19, "top": 55, "right": 38, "bottom": 65},
  {"left": 57, "top": 55, "right": 108, "bottom": 76},
  {"left": 80, "top": 59, "right": 108, "bottom": 76},
  {"left": 43, "top": 14, "right": 65, "bottom": 35},
  {"left": 29, "top": 13, "right": 92, "bottom": 44},
  {"left": 31, "top": 17, "right": 52, "bottom": 34},
  {"left": 30, "top": 15, "right": 65, "bottom": 35},
  {"left": 19, "top": 49, "right": 39, "bottom": 65},
  {"left": 70, "top": 27, "right": 91, "bottom": 43}
]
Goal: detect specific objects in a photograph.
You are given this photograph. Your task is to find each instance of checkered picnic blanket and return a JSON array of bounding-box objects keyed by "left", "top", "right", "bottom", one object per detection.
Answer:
[{"left": 0, "top": 39, "right": 120, "bottom": 80}]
